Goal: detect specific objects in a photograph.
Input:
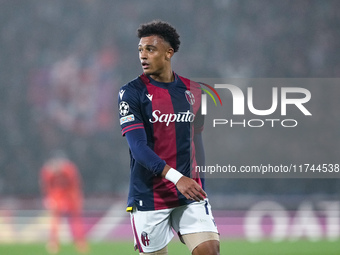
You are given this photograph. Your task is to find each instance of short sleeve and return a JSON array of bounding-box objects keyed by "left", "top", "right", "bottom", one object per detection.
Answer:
[{"left": 118, "top": 84, "right": 144, "bottom": 136}]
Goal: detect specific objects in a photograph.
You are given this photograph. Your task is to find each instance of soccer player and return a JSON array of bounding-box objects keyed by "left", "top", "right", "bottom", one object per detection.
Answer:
[
  {"left": 118, "top": 20, "right": 220, "bottom": 255},
  {"left": 40, "top": 151, "right": 88, "bottom": 254}
]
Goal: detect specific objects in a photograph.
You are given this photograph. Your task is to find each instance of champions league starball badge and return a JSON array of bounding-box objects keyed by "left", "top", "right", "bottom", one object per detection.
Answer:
[{"left": 119, "top": 101, "right": 130, "bottom": 116}]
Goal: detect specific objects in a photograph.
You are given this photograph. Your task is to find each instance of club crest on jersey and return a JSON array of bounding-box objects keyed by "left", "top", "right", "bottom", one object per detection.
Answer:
[
  {"left": 185, "top": 90, "right": 195, "bottom": 105},
  {"left": 119, "top": 101, "right": 129, "bottom": 116},
  {"left": 141, "top": 231, "right": 150, "bottom": 246}
]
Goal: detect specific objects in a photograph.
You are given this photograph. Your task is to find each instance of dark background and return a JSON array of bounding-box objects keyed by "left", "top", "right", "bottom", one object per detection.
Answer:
[{"left": 1, "top": 0, "right": 339, "bottom": 207}]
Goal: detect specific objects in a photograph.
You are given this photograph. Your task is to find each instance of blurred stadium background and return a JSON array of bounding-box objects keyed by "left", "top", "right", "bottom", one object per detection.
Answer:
[{"left": 1, "top": 0, "right": 340, "bottom": 253}]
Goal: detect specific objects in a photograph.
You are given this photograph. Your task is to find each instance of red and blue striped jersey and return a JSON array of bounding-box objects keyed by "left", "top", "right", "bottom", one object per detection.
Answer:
[{"left": 118, "top": 73, "right": 204, "bottom": 211}]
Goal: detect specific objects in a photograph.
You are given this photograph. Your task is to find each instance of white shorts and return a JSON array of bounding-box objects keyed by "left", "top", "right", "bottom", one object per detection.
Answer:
[{"left": 130, "top": 199, "right": 218, "bottom": 253}]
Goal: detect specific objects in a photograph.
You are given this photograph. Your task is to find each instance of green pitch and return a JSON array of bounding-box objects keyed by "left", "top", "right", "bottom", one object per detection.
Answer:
[{"left": 0, "top": 240, "right": 339, "bottom": 255}]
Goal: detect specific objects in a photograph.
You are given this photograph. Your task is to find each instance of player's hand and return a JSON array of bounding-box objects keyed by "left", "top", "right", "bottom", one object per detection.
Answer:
[{"left": 176, "top": 176, "right": 207, "bottom": 202}]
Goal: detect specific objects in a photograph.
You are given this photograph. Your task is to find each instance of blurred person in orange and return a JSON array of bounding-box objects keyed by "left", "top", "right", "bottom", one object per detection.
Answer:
[{"left": 40, "top": 151, "right": 88, "bottom": 254}]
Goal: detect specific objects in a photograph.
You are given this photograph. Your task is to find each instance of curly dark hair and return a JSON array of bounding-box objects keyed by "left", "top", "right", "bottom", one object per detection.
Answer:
[{"left": 137, "top": 20, "right": 180, "bottom": 52}]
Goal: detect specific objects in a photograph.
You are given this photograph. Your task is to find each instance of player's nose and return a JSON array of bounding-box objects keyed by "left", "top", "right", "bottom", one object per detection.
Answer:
[{"left": 139, "top": 50, "right": 147, "bottom": 60}]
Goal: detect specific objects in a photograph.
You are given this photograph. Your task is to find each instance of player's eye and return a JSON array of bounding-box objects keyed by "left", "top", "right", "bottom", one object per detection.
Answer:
[{"left": 146, "top": 47, "right": 156, "bottom": 52}]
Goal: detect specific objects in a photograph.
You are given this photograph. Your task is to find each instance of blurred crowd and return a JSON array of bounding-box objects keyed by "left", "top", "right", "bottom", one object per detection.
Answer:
[{"left": 0, "top": 0, "right": 339, "bottom": 197}]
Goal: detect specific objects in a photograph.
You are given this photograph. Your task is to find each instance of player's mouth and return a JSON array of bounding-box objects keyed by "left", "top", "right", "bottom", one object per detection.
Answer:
[{"left": 141, "top": 62, "right": 150, "bottom": 69}]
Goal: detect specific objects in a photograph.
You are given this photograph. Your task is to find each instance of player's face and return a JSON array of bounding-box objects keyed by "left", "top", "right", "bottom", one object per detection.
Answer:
[{"left": 138, "top": 35, "right": 173, "bottom": 77}]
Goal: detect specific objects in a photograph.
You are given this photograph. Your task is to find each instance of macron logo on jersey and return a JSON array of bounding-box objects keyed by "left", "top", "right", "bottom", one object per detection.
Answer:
[
  {"left": 149, "top": 110, "right": 195, "bottom": 126},
  {"left": 119, "top": 90, "right": 126, "bottom": 100},
  {"left": 146, "top": 94, "right": 153, "bottom": 101}
]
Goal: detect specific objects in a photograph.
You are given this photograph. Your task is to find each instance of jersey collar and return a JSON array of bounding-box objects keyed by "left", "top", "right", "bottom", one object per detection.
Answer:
[{"left": 140, "top": 72, "right": 179, "bottom": 88}]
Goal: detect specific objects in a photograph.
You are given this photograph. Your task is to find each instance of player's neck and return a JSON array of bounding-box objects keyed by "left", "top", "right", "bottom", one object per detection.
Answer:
[{"left": 150, "top": 70, "right": 174, "bottom": 83}]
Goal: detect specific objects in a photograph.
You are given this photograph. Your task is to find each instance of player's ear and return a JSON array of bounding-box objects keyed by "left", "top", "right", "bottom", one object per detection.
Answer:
[{"left": 165, "top": 47, "right": 174, "bottom": 60}]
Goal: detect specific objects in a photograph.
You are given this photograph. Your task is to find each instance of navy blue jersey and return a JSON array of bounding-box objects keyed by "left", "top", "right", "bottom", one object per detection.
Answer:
[{"left": 118, "top": 73, "right": 204, "bottom": 211}]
